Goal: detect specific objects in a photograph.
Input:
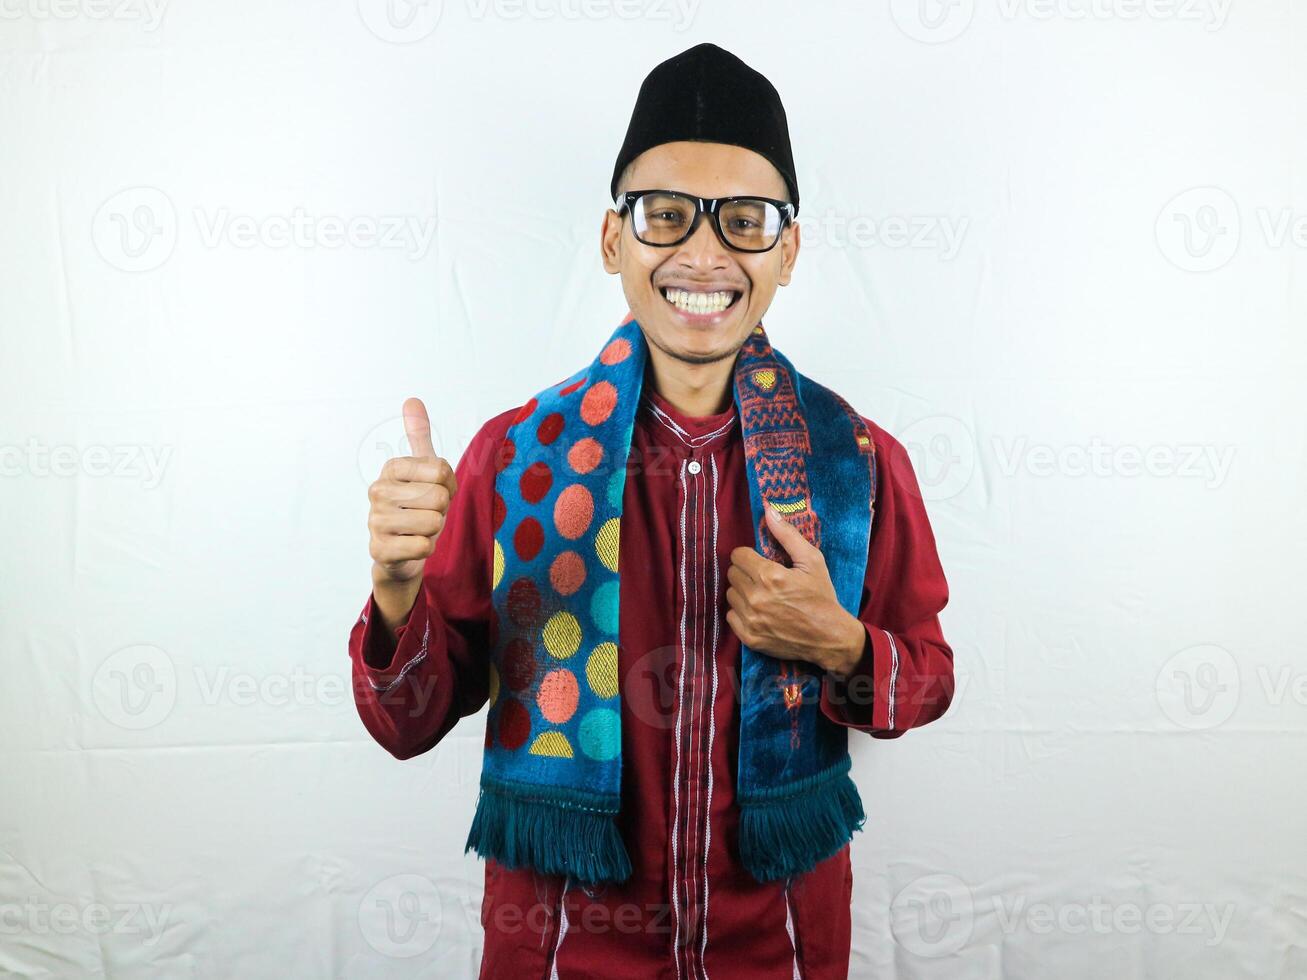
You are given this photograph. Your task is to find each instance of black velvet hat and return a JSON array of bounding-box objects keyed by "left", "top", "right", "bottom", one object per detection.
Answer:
[{"left": 610, "top": 42, "right": 800, "bottom": 215}]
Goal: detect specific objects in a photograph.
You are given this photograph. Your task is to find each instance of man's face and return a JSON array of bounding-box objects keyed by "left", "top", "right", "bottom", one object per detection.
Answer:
[{"left": 601, "top": 141, "right": 800, "bottom": 366}]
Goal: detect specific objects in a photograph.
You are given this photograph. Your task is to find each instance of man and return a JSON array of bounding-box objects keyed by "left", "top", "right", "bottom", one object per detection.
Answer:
[{"left": 350, "top": 42, "right": 954, "bottom": 980}]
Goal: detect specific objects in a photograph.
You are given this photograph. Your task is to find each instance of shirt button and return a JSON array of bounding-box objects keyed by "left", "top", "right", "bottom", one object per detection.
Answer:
[{"left": 687, "top": 460, "right": 702, "bottom": 475}]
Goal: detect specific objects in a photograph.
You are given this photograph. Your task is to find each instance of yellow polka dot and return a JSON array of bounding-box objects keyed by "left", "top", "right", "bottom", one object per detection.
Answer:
[
  {"left": 542, "top": 611, "right": 582, "bottom": 659},
  {"left": 492, "top": 539, "right": 505, "bottom": 590},
  {"left": 487, "top": 661, "right": 500, "bottom": 706},
  {"left": 528, "top": 731, "right": 574, "bottom": 758},
  {"left": 594, "top": 517, "right": 620, "bottom": 573},
  {"left": 586, "top": 642, "right": 619, "bottom": 698}
]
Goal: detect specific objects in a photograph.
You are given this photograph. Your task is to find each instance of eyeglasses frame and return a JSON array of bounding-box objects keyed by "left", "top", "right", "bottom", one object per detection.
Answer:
[{"left": 612, "top": 188, "right": 797, "bottom": 254}]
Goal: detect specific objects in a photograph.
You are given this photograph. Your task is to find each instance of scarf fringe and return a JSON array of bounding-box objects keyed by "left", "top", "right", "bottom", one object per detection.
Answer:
[
  {"left": 463, "top": 781, "right": 633, "bottom": 886},
  {"left": 738, "top": 760, "right": 868, "bottom": 883}
]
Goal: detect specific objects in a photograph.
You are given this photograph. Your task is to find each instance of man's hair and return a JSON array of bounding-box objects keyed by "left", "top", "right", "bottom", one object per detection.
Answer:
[{"left": 613, "top": 161, "right": 635, "bottom": 202}]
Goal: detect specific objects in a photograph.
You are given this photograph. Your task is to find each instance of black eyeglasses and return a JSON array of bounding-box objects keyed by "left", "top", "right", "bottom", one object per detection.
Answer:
[{"left": 613, "top": 189, "right": 796, "bottom": 253}]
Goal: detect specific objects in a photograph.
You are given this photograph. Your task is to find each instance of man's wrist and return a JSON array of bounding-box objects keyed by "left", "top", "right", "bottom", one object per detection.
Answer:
[
  {"left": 823, "top": 614, "right": 867, "bottom": 680},
  {"left": 371, "top": 569, "right": 423, "bottom": 637}
]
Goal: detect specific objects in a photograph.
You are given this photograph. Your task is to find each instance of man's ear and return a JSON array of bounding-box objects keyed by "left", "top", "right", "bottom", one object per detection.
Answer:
[
  {"left": 777, "top": 218, "right": 800, "bottom": 287},
  {"left": 600, "top": 209, "right": 623, "bottom": 274}
]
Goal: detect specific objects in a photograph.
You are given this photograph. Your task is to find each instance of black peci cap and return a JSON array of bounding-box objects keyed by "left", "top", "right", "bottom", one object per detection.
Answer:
[{"left": 610, "top": 42, "right": 800, "bottom": 215}]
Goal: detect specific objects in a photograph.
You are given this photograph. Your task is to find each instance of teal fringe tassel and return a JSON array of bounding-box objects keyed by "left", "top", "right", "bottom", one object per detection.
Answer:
[
  {"left": 464, "top": 781, "right": 633, "bottom": 885},
  {"left": 738, "top": 761, "right": 867, "bottom": 883}
]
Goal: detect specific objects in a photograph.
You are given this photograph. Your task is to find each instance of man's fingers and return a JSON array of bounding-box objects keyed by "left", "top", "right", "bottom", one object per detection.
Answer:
[
  {"left": 729, "top": 545, "right": 769, "bottom": 576},
  {"left": 764, "top": 505, "right": 820, "bottom": 565},
  {"left": 384, "top": 454, "right": 456, "bottom": 490},
  {"left": 402, "top": 396, "right": 437, "bottom": 459},
  {"left": 371, "top": 531, "right": 437, "bottom": 565},
  {"left": 374, "top": 480, "right": 450, "bottom": 513},
  {"left": 726, "top": 563, "right": 754, "bottom": 590},
  {"left": 370, "top": 506, "right": 446, "bottom": 539},
  {"left": 725, "top": 585, "right": 755, "bottom": 617}
]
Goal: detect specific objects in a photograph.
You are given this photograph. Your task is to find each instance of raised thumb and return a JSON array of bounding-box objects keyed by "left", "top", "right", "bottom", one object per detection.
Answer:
[{"left": 402, "top": 396, "right": 436, "bottom": 458}]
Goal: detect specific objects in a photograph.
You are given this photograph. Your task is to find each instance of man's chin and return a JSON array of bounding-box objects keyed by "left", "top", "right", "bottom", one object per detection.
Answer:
[{"left": 646, "top": 328, "right": 747, "bottom": 367}]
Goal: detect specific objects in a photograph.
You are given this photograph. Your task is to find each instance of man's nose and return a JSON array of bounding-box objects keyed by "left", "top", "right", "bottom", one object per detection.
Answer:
[{"left": 673, "top": 213, "right": 730, "bottom": 267}]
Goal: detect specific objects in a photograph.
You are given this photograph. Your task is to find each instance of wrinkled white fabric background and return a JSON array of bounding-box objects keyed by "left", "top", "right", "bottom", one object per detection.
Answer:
[{"left": 1, "top": 1, "right": 1304, "bottom": 977}]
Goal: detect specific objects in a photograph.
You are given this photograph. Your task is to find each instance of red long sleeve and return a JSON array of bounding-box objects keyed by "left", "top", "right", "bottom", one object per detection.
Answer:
[
  {"left": 347, "top": 410, "right": 517, "bottom": 760},
  {"left": 818, "top": 419, "right": 956, "bottom": 737}
]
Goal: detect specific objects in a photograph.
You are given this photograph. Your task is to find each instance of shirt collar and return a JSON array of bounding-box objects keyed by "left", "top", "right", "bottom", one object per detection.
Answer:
[{"left": 637, "top": 386, "right": 738, "bottom": 452}]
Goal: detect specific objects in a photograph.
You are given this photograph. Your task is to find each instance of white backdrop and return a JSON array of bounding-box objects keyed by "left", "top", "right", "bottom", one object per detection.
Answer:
[{"left": 2, "top": 2, "right": 1305, "bottom": 977}]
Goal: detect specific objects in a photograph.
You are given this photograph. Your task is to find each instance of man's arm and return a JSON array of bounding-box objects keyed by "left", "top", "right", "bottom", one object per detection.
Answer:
[
  {"left": 348, "top": 406, "right": 518, "bottom": 760},
  {"left": 818, "top": 421, "right": 956, "bottom": 738}
]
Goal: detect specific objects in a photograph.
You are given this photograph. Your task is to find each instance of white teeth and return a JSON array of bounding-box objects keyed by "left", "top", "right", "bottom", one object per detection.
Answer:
[{"left": 664, "top": 288, "right": 736, "bottom": 314}]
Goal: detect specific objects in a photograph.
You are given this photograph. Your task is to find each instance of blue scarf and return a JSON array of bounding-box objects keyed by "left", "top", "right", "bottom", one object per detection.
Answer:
[{"left": 464, "top": 313, "right": 877, "bottom": 884}]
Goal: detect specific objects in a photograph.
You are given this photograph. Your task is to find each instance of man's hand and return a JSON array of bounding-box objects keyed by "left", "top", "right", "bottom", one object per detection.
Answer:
[
  {"left": 366, "top": 397, "right": 458, "bottom": 632},
  {"left": 725, "top": 506, "right": 866, "bottom": 677}
]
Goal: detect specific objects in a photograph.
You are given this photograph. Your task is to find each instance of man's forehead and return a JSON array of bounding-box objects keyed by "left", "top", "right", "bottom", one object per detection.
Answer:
[{"left": 624, "top": 141, "right": 790, "bottom": 198}]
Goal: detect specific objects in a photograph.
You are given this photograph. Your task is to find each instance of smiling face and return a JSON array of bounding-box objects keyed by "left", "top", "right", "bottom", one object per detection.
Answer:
[{"left": 601, "top": 140, "right": 800, "bottom": 369}]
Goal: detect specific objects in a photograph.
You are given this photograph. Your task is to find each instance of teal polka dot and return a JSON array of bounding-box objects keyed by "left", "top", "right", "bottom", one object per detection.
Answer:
[
  {"left": 579, "top": 708, "right": 620, "bottom": 761},
  {"left": 606, "top": 467, "right": 625, "bottom": 509},
  {"left": 590, "top": 580, "right": 620, "bottom": 634}
]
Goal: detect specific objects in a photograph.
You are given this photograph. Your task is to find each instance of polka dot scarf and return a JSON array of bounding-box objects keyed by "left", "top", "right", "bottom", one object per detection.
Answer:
[{"left": 464, "top": 312, "right": 877, "bottom": 886}]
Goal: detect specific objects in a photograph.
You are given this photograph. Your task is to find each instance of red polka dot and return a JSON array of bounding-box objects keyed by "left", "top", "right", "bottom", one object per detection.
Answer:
[
  {"left": 492, "top": 492, "right": 507, "bottom": 531},
  {"left": 513, "top": 398, "right": 538, "bottom": 423},
  {"left": 513, "top": 517, "right": 544, "bottom": 561},
  {"left": 503, "top": 637, "right": 536, "bottom": 691},
  {"left": 560, "top": 377, "right": 587, "bottom": 397},
  {"left": 537, "top": 412, "right": 565, "bottom": 445},
  {"left": 600, "top": 338, "right": 632, "bottom": 365},
  {"left": 507, "top": 578, "right": 541, "bottom": 627},
  {"left": 567, "top": 438, "right": 604, "bottom": 475},
  {"left": 495, "top": 438, "right": 516, "bottom": 473},
  {"left": 498, "top": 698, "right": 530, "bottom": 750},
  {"left": 520, "top": 461, "right": 553, "bottom": 504},
  {"left": 549, "top": 551, "right": 587, "bottom": 596},
  {"left": 581, "top": 381, "right": 618, "bottom": 426},
  {"left": 485, "top": 726, "right": 493, "bottom": 748},
  {"left": 554, "top": 484, "right": 594, "bottom": 540}
]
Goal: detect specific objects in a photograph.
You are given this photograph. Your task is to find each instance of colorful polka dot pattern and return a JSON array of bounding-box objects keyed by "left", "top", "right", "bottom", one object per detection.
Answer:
[
  {"left": 485, "top": 316, "right": 641, "bottom": 786},
  {"left": 472, "top": 312, "right": 878, "bottom": 887}
]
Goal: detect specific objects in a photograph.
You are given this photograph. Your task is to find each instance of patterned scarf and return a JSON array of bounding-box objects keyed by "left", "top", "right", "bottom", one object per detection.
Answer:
[{"left": 464, "top": 312, "right": 877, "bottom": 885}]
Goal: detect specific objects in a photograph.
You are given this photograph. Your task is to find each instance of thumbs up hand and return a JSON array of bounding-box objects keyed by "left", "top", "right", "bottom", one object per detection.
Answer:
[
  {"left": 368, "top": 397, "right": 459, "bottom": 589},
  {"left": 725, "top": 505, "right": 867, "bottom": 678}
]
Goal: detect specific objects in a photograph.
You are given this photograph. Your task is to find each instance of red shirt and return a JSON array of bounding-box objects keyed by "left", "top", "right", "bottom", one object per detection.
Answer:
[{"left": 348, "top": 387, "right": 955, "bottom": 980}]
